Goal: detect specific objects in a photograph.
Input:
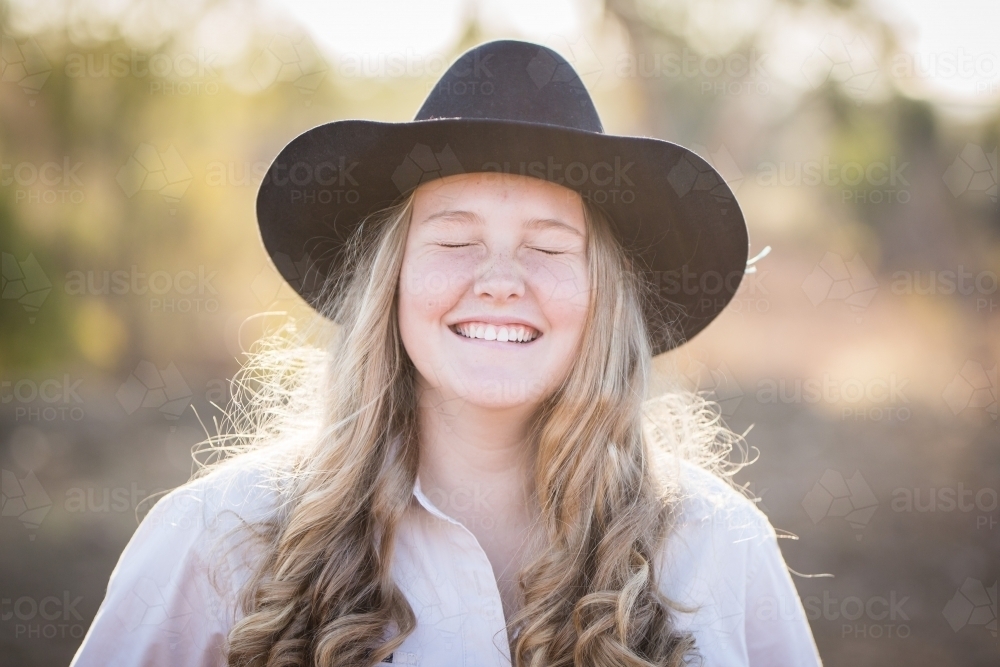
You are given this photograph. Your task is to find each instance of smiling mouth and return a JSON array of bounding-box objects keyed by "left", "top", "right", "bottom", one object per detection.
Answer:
[{"left": 450, "top": 322, "right": 541, "bottom": 343}]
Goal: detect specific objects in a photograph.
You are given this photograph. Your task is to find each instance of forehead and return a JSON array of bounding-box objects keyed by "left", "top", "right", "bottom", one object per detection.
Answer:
[{"left": 411, "top": 172, "right": 585, "bottom": 230}]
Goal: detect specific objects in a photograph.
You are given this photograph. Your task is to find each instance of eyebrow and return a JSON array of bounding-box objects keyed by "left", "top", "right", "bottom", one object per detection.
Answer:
[{"left": 420, "top": 210, "right": 583, "bottom": 237}]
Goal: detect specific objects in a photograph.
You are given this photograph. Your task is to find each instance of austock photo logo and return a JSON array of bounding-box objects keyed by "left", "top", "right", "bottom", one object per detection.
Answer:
[
  {"left": 2, "top": 374, "right": 86, "bottom": 423},
  {"left": 755, "top": 155, "right": 910, "bottom": 204},
  {"left": 615, "top": 46, "right": 771, "bottom": 97},
  {"left": 64, "top": 264, "right": 220, "bottom": 314},
  {"left": 205, "top": 159, "right": 269, "bottom": 188},
  {"left": 1, "top": 155, "right": 86, "bottom": 204},
  {"left": 890, "top": 265, "right": 998, "bottom": 313},
  {"left": 335, "top": 45, "right": 450, "bottom": 81},
  {"left": 270, "top": 155, "right": 361, "bottom": 206},
  {"left": 391, "top": 142, "right": 641, "bottom": 208},
  {"left": 1, "top": 590, "right": 86, "bottom": 641},
  {"left": 893, "top": 47, "right": 1000, "bottom": 97},
  {"left": 803, "top": 470, "right": 998, "bottom": 541},
  {"left": 757, "top": 588, "right": 913, "bottom": 640},
  {"left": 755, "top": 371, "right": 912, "bottom": 423},
  {"left": 64, "top": 47, "right": 220, "bottom": 97},
  {"left": 891, "top": 483, "right": 998, "bottom": 530},
  {"left": 482, "top": 154, "right": 638, "bottom": 206},
  {"left": 1, "top": 251, "right": 52, "bottom": 323},
  {"left": 4, "top": 467, "right": 182, "bottom": 538}
]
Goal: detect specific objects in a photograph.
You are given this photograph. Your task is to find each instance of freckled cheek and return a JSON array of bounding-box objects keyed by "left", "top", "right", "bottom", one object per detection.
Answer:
[
  {"left": 398, "top": 254, "right": 478, "bottom": 318},
  {"left": 524, "top": 256, "right": 591, "bottom": 316}
]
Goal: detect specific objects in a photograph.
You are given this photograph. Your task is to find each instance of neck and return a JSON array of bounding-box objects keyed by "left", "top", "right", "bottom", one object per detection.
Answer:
[{"left": 415, "top": 385, "right": 538, "bottom": 524}]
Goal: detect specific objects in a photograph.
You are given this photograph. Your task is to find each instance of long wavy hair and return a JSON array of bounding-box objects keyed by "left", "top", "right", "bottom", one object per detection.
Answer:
[{"left": 192, "top": 187, "right": 747, "bottom": 667}]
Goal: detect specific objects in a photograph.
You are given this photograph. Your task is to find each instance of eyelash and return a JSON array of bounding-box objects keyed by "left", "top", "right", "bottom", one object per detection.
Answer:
[{"left": 436, "top": 243, "right": 564, "bottom": 258}]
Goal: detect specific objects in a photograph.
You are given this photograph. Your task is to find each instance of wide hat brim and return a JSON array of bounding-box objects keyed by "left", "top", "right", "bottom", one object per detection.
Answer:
[{"left": 256, "top": 112, "right": 748, "bottom": 357}]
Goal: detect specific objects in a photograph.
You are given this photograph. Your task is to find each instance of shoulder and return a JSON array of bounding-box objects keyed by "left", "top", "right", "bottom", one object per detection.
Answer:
[
  {"left": 670, "top": 458, "right": 773, "bottom": 542},
  {"left": 117, "top": 455, "right": 286, "bottom": 599},
  {"left": 655, "top": 458, "right": 777, "bottom": 605},
  {"left": 131, "top": 456, "right": 288, "bottom": 589},
  {"left": 143, "top": 456, "right": 286, "bottom": 540},
  {"left": 655, "top": 461, "right": 786, "bottom": 658},
  {"left": 69, "top": 457, "right": 285, "bottom": 667}
]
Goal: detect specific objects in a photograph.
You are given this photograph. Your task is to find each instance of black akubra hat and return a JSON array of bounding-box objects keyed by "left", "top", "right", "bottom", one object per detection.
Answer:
[{"left": 256, "top": 39, "right": 749, "bottom": 355}]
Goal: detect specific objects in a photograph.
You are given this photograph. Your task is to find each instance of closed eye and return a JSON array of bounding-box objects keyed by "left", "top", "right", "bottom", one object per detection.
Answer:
[
  {"left": 528, "top": 247, "right": 564, "bottom": 255},
  {"left": 437, "top": 243, "right": 474, "bottom": 248}
]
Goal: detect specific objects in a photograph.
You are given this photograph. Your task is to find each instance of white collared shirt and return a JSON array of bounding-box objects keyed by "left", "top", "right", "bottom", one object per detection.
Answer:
[{"left": 69, "top": 458, "right": 823, "bottom": 667}]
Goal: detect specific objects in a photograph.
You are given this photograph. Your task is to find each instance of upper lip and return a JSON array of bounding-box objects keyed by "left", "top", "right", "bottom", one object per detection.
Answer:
[{"left": 447, "top": 315, "right": 543, "bottom": 332}]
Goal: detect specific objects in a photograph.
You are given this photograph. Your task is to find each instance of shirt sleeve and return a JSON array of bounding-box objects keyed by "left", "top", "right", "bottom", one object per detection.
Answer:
[
  {"left": 68, "top": 484, "right": 234, "bottom": 667},
  {"left": 744, "top": 523, "right": 824, "bottom": 667}
]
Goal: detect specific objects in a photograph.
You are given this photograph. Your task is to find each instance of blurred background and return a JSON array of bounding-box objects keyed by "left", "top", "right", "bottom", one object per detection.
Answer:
[{"left": 0, "top": 0, "right": 997, "bottom": 665}]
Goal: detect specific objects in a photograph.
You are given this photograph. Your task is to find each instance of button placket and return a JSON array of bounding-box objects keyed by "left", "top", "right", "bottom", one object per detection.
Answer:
[{"left": 412, "top": 477, "right": 514, "bottom": 666}]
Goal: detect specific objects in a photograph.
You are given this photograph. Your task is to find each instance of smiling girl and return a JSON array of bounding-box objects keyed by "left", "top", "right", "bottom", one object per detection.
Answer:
[{"left": 70, "top": 40, "right": 821, "bottom": 667}]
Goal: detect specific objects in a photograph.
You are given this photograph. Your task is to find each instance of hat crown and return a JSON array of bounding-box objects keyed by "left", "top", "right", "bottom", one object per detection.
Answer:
[{"left": 415, "top": 40, "right": 604, "bottom": 134}]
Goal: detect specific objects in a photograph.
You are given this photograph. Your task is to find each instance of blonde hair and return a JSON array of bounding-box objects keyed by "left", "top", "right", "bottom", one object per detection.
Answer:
[{"left": 193, "top": 189, "right": 747, "bottom": 667}]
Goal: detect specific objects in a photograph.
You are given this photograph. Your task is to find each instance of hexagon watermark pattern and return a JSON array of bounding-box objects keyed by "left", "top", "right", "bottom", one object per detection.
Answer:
[
  {"left": 681, "top": 359, "right": 744, "bottom": 418},
  {"left": 802, "top": 469, "right": 878, "bottom": 541},
  {"left": 1, "top": 251, "right": 52, "bottom": 323},
  {"left": 250, "top": 34, "right": 327, "bottom": 100},
  {"left": 391, "top": 143, "right": 464, "bottom": 195},
  {"left": 942, "top": 578, "right": 997, "bottom": 637},
  {"left": 943, "top": 143, "right": 997, "bottom": 203},
  {"left": 801, "top": 33, "right": 879, "bottom": 100},
  {"left": 116, "top": 360, "right": 193, "bottom": 420},
  {"left": 116, "top": 143, "right": 193, "bottom": 210},
  {"left": 115, "top": 576, "right": 195, "bottom": 644},
  {"left": 801, "top": 251, "right": 878, "bottom": 322},
  {"left": 942, "top": 360, "right": 997, "bottom": 421},
  {"left": 1, "top": 468, "right": 52, "bottom": 539},
  {"left": 667, "top": 145, "right": 741, "bottom": 204},
  {"left": 0, "top": 34, "right": 51, "bottom": 103}
]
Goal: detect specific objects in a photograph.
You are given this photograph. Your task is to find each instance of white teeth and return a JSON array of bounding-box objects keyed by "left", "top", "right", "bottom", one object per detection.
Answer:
[{"left": 452, "top": 321, "right": 539, "bottom": 343}]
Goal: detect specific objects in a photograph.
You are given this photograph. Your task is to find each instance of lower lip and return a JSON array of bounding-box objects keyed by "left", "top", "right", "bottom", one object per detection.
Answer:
[{"left": 449, "top": 327, "right": 541, "bottom": 347}]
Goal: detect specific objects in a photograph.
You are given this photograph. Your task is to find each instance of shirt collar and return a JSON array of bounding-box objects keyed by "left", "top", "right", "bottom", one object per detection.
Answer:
[{"left": 410, "top": 473, "right": 465, "bottom": 528}]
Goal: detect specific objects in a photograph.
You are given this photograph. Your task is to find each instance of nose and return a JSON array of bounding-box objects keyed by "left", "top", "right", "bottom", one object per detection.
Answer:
[{"left": 473, "top": 251, "right": 524, "bottom": 302}]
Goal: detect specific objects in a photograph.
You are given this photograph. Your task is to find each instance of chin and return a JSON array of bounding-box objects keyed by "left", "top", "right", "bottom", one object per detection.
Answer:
[{"left": 447, "top": 372, "right": 554, "bottom": 410}]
